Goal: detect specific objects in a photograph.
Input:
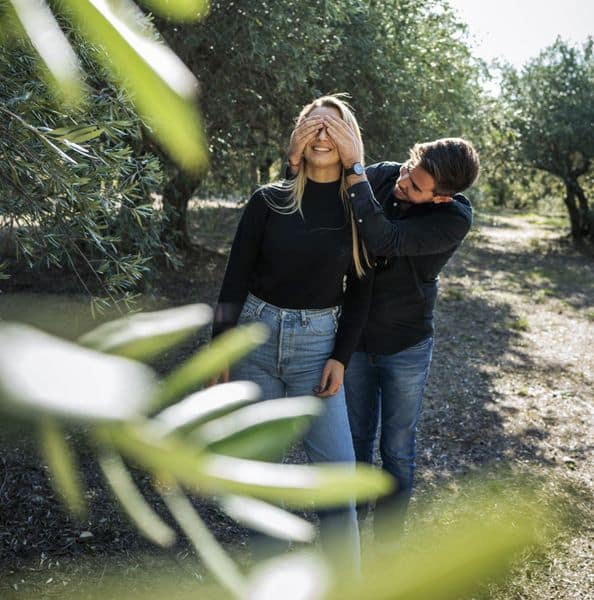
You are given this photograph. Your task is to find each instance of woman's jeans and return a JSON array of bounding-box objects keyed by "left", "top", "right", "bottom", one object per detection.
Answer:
[
  {"left": 232, "top": 293, "right": 360, "bottom": 568},
  {"left": 344, "top": 336, "right": 434, "bottom": 538}
]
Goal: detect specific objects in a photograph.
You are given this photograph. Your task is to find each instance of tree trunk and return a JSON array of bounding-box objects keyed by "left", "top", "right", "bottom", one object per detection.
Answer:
[
  {"left": 573, "top": 181, "right": 593, "bottom": 240},
  {"left": 258, "top": 159, "right": 273, "bottom": 185},
  {"left": 563, "top": 180, "right": 584, "bottom": 239},
  {"left": 162, "top": 170, "right": 199, "bottom": 249}
]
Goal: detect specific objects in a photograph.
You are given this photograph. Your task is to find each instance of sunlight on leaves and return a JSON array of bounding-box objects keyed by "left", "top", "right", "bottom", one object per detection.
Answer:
[
  {"left": 8, "top": 0, "right": 84, "bottom": 103},
  {"left": 103, "top": 423, "right": 393, "bottom": 509},
  {"left": 79, "top": 303, "right": 213, "bottom": 361},
  {"left": 245, "top": 551, "right": 330, "bottom": 600},
  {"left": 195, "top": 396, "right": 323, "bottom": 460},
  {"left": 219, "top": 495, "right": 316, "bottom": 543},
  {"left": 59, "top": 0, "right": 207, "bottom": 171},
  {"left": 155, "top": 380, "right": 262, "bottom": 435},
  {"left": 0, "top": 323, "right": 156, "bottom": 421},
  {"left": 195, "top": 454, "right": 395, "bottom": 508}
]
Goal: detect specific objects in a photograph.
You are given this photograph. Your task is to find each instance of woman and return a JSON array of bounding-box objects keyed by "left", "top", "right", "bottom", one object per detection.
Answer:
[{"left": 212, "top": 95, "right": 371, "bottom": 567}]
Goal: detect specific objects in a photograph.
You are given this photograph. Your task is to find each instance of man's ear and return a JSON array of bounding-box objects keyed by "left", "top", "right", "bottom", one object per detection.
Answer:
[{"left": 433, "top": 194, "right": 452, "bottom": 204}]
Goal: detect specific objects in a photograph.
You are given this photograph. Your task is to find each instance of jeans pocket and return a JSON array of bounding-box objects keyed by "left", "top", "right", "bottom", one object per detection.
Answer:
[
  {"left": 307, "top": 313, "right": 337, "bottom": 336},
  {"left": 409, "top": 335, "right": 434, "bottom": 354}
]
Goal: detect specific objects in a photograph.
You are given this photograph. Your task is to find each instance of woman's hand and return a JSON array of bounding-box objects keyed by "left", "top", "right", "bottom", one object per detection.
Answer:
[
  {"left": 314, "top": 358, "right": 345, "bottom": 398},
  {"left": 287, "top": 115, "right": 324, "bottom": 171},
  {"left": 323, "top": 114, "right": 363, "bottom": 168}
]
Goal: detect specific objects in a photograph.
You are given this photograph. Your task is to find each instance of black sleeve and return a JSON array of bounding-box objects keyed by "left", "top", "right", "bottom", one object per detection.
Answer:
[
  {"left": 365, "top": 161, "right": 400, "bottom": 190},
  {"left": 347, "top": 180, "right": 472, "bottom": 258},
  {"left": 212, "top": 191, "right": 268, "bottom": 338},
  {"left": 330, "top": 265, "right": 374, "bottom": 368}
]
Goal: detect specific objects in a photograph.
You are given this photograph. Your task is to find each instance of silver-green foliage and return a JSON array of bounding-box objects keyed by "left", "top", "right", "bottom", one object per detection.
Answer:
[
  {"left": 2, "top": 0, "right": 208, "bottom": 172},
  {"left": 0, "top": 40, "right": 176, "bottom": 308}
]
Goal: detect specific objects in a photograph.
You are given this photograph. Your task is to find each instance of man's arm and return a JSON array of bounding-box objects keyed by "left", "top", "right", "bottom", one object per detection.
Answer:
[{"left": 346, "top": 179, "right": 472, "bottom": 258}]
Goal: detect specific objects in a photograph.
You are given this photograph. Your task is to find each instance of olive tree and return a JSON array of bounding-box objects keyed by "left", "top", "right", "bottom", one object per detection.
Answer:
[
  {"left": 157, "top": 0, "right": 485, "bottom": 239},
  {"left": 502, "top": 38, "right": 594, "bottom": 240},
  {"left": 0, "top": 39, "right": 181, "bottom": 311}
]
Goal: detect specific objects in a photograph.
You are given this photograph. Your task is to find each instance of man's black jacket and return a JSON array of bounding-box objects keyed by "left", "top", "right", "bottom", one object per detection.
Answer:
[{"left": 348, "top": 161, "right": 473, "bottom": 355}]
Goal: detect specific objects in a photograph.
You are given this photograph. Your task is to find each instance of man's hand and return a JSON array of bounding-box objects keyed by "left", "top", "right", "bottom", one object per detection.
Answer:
[
  {"left": 323, "top": 114, "right": 363, "bottom": 169},
  {"left": 287, "top": 115, "right": 324, "bottom": 172},
  {"left": 209, "top": 367, "right": 230, "bottom": 387},
  {"left": 314, "top": 358, "right": 345, "bottom": 398}
]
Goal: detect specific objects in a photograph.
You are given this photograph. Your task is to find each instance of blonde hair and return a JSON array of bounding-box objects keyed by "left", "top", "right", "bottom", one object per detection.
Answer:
[{"left": 265, "top": 94, "right": 370, "bottom": 277}]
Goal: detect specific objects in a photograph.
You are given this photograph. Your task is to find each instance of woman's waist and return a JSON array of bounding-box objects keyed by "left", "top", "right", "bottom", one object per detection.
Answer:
[{"left": 244, "top": 292, "right": 340, "bottom": 317}]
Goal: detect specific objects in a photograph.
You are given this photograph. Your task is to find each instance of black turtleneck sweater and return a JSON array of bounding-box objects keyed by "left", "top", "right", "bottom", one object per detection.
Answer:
[{"left": 212, "top": 179, "right": 372, "bottom": 367}]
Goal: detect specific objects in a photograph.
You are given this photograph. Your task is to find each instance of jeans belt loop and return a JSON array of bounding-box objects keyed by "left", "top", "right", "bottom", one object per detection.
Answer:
[
  {"left": 255, "top": 301, "right": 266, "bottom": 318},
  {"left": 300, "top": 309, "right": 307, "bottom": 326}
]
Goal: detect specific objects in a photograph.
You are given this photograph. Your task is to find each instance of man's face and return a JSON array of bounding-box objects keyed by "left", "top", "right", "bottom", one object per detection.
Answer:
[{"left": 393, "top": 162, "right": 439, "bottom": 204}]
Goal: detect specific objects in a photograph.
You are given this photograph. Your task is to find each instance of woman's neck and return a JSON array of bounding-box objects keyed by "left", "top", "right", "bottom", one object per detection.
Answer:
[{"left": 305, "top": 164, "right": 342, "bottom": 183}]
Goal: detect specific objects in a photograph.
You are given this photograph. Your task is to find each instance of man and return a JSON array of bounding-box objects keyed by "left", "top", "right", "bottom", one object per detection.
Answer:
[
  {"left": 344, "top": 137, "right": 479, "bottom": 540},
  {"left": 288, "top": 118, "right": 479, "bottom": 539}
]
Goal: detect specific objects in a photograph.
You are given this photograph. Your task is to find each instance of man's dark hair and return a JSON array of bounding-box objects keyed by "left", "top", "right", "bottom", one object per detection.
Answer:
[{"left": 409, "top": 137, "right": 480, "bottom": 196}]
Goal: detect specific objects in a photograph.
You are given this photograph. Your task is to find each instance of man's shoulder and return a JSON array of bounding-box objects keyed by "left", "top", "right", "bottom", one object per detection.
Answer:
[
  {"left": 365, "top": 161, "right": 401, "bottom": 191},
  {"left": 429, "top": 193, "right": 473, "bottom": 232},
  {"left": 410, "top": 194, "right": 472, "bottom": 229},
  {"left": 450, "top": 193, "right": 473, "bottom": 220}
]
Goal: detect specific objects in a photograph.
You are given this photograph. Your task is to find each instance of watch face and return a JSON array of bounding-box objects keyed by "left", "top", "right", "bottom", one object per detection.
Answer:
[{"left": 354, "top": 163, "right": 364, "bottom": 175}]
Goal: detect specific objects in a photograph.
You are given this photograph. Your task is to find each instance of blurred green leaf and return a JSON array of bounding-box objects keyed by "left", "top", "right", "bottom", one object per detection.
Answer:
[
  {"left": 332, "top": 492, "right": 546, "bottom": 600},
  {"left": 39, "top": 418, "right": 86, "bottom": 518},
  {"left": 195, "top": 455, "right": 395, "bottom": 509},
  {"left": 60, "top": 0, "right": 207, "bottom": 172},
  {"left": 155, "top": 380, "right": 262, "bottom": 435},
  {"left": 161, "top": 484, "right": 246, "bottom": 598},
  {"left": 8, "top": 0, "right": 84, "bottom": 103},
  {"left": 79, "top": 304, "right": 213, "bottom": 361},
  {"left": 195, "top": 396, "right": 323, "bottom": 461},
  {"left": 98, "top": 450, "right": 176, "bottom": 547},
  {"left": 219, "top": 495, "right": 316, "bottom": 543},
  {"left": 104, "top": 424, "right": 393, "bottom": 508},
  {"left": 0, "top": 323, "right": 156, "bottom": 421},
  {"left": 153, "top": 323, "right": 269, "bottom": 409},
  {"left": 139, "top": 0, "right": 209, "bottom": 21}
]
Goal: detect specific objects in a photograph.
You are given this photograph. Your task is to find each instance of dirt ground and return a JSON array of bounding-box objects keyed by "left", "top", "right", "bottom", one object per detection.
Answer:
[{"left": 0, "top": 206, "right": 592, "bottom": 599}]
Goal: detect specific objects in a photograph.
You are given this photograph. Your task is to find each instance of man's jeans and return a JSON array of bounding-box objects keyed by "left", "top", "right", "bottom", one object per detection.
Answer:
[
  {"left": 344, "top": 337, "right": 433, "bottom": 536},
  {"left": 232, "top": 293, "right": 360, "bottom": 568}
]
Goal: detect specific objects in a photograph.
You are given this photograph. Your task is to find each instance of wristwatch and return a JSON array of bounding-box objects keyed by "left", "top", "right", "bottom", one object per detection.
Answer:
[{"left": 344, "top": 162, "right": 364, "bottom": 177}]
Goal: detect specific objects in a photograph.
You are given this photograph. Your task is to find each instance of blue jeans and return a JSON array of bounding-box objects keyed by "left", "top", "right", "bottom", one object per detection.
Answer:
[
  {"left": 232, "top": 293, "right": 360, "bottom": 567},
  {"left": 344, "top": 337, "right": 433, "bottom": 535}
]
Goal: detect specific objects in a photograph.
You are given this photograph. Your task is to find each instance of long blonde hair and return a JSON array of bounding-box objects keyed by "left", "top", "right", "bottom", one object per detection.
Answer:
[{"left": 265, "top": 94, "right": 370, "bottom": 277}]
